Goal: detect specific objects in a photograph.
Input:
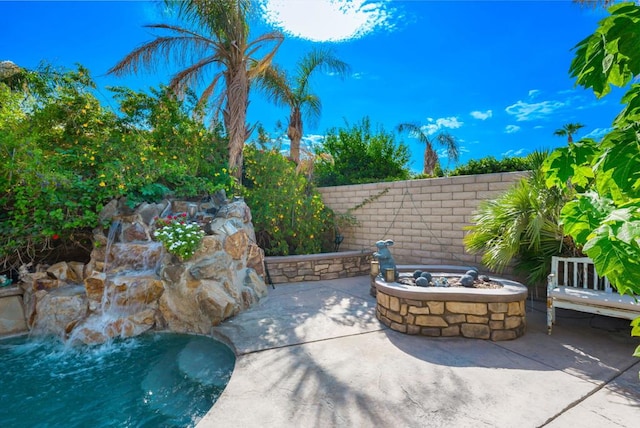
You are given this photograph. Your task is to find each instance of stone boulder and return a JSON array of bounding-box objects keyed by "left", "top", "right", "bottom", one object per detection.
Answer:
[{"left": 19, "top": 195, "right": 268, "bottom": 344}]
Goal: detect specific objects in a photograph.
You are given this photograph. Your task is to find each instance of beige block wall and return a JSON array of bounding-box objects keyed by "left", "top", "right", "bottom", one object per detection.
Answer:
[{"left": 318, "top": 172, "right": 527, "bottom": 273}]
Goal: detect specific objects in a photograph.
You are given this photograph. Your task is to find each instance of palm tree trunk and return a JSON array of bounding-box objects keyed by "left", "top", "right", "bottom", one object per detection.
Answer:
[
  {"left": 224, "top": 64, "right": 250, "bottom": 180},
  {"left": 424, "top": 145, "right": 438, "bottom": 175},
  {"left": 288, "top": 108, "right": 303, "bottom": 164}
]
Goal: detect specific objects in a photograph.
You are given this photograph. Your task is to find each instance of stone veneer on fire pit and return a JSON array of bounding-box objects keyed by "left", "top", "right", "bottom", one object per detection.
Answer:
[{"left": 374, "top": 266, "right": 528, "bottom": 341}]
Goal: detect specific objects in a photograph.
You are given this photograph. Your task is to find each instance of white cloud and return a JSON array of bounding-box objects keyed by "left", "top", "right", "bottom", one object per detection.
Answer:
[
  {"left": 302, "top": 134, "right": 325, "bottom": 148},
  {"left": 421, "top": 116, "right": 463, "bottom": 135},
  {"left": 470, "top": 110, "right": 492, "bottom": 120},
  {"left": 505, "top": 100, "right": 565, "bottom": 121},
  {"left": 505, "top": 125, "right": 521, "bottom": 134},
  {"left": 583, "top": 127, "right": 612, "bottom": 141},
  {"left": 437, "top": 146, "right": 468, "bottom": 160},
  {"left": 502, "top": 148, "right": 526, "bottom": 157},
  {"left": 528, "top": 89, "right": 540, "bottom": 99},
  {"left": 259, "top": 0, "right": 398, "bottom": 42}
]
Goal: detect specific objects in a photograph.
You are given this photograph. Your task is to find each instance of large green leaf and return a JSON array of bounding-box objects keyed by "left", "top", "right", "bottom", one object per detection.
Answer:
[
  {"left": 544, "top": 140, "right": 597, "bottom": 190},
  {"left": 560, "top": 192, "right": 613, "bottom": 245},
  {"left": 597, "top": 130, "right": 640, "bottom": 201},
  {"left": 583, "top": 223, "right": 640, "bottom": 296},
  {"left": 615, "top": 84, "right": 640, "bottom": 126},
  {"left": 570, "top": 2, "right": 640, "bottom": 98}
]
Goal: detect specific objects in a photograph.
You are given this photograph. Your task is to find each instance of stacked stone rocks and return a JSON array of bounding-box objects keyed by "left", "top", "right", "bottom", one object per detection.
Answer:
[
  {"left": 18, "top": 194, "right": 267, "bottom": 344},
  {"left": 376, "top": 288, "right": 526, "bottom": 341}
]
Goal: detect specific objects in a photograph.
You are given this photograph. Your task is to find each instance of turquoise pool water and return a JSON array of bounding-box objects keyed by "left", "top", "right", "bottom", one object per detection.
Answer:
[{"left": 0, "top": 333, "right": 235, "bottom": 427}]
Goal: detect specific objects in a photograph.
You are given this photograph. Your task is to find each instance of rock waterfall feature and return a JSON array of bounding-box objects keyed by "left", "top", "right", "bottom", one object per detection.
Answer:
[{"left": 19, "top": 196, "right": 267, "bottom": 345}]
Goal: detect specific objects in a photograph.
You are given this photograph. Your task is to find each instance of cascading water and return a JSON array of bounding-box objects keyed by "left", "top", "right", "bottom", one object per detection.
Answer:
[
  {"left": 103, "top": 219, "right": 121, "bottom": 274},
  {"left": 67, "top": 219, "right": 165, "bottom": 345}
]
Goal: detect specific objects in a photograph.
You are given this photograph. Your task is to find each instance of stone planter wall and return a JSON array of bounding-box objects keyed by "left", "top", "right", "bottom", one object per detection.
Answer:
[
  {"left": 265, "top": 250, "right": 372, "bottom": 284},
  {"left": 0, "top": 286, "right": 27, "bottom": 337},
  {"left": 375, "top": 277, "right": 527, "bottom": 341}
]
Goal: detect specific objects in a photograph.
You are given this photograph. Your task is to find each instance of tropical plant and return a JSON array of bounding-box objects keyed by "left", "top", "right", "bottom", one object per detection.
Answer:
[
  {"left": 544, "top": 2, "right": 640, "bottom": 299},
  {"left": 464, "top": 150, "right": 577, "bottom": 284},
  {"left": 396, "top": 122, "right": 460, "bottom": 175},
  {"left": 544, "top": 1, "right": 640, "bottom": 360},
  {"left": 553, "top": 123, "right": 585, "bottom": 143},
  {"left": 255, "top": 47, "right": 350, "bottom": 164},
  {"left": 314, "top": 117, "right": 411, "bottom": 186},
  {"left": 108, "top": 0, "right": 283, "bottom": 180}
]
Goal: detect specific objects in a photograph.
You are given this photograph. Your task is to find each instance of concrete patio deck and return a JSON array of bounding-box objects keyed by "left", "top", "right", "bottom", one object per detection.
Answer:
[{"left": 198, "top": 275, "right": 640, "bottom": 427}]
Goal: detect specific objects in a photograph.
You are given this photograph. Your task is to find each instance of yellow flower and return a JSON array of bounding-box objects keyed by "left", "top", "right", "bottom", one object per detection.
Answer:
[
  {"left": 90, "top": 156, "right": 95, "bottom": 161},
  {"left": 99, "top": 181, "right": 106, "bottom": 187},
  {"left": 118, "top": 183, "right": 125, "bottom": 190}
]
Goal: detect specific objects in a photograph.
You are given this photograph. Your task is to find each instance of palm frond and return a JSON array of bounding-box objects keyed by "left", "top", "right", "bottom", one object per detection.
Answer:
[
  {"left": 301, "top": 94, "right": 321, "bottom": 127},
  {"left": 167, "top": 54, "right": 220, "bottom": 96},
  {"left": 108, "top": 30, "right": 216, "bottom": 77},
  {"left": 396, "top": 122, "right": 431, "bottom": 145},
  {"left": 253, "top": 64, "right": 292, "bottom": 108},
  {"left": 435, "top": 131, "right": 460, "bottom": 163}
]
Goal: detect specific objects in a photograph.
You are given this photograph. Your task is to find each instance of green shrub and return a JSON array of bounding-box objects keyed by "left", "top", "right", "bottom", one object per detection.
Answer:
[
  {"left": 242, "top": 144, "right": 334, "bottom": 256},
  {"left": 313, "top": 117, "right": 411, "bottom": 186},
  {"left": 449, "top": 155, "right": 532, "bottom": 176},
  {"left": 0, "top": 65, "right": 232, "bottom": 273}
]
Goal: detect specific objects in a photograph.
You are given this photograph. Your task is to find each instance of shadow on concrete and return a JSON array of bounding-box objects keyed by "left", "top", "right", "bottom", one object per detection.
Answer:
[
  {"left": 382, "top": 300, "right": 640, "bottom": 393},
  {"left": 202, "top": 276, "right": 640, "bottom": 427}
]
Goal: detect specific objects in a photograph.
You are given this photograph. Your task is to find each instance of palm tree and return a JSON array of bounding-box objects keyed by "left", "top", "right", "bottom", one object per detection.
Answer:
[
  {"left": 108, "top": 0, "right": 283, "bottom": 180},
  {"left": 464, "top": 149, "right": 579, "bottom": 284},
  {"left": 255, "top": 48, "right": 350, "bottom": 164},
  {"left": 553, "top": 123, "right": 584, "bottom": 143},
  {"left": 396, "top": 122, "right": 459, "bottom": 175}
]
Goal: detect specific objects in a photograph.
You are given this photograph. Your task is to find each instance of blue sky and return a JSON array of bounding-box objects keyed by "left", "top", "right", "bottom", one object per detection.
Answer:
[{"left": 1, "top": 1, "right": 621, "bottom": 173}]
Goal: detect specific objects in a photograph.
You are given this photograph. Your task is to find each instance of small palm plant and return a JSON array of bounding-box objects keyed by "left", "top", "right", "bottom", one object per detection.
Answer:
[{"left": 464, "top": 149, "right": 580, "bottom": 284}]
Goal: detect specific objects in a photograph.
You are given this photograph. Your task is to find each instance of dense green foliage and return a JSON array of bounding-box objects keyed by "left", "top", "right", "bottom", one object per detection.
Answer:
[
  {"left": 464, "top": 150, "right": 577, "bottom": 284},
  {"left": 448, "top": 155, "right": 533, "bottom": 176},
  {"left": 313, "top": 117, "right": 411, "bottom": 186},
  {"left": 0, "top": 65, "right": 230, "bottom": 273},
  {"left": 242, "top": 144, "right": 335, "bottom": 256},
  {"left": 544, "top": 2, "right": 640, "bottom": 298}
]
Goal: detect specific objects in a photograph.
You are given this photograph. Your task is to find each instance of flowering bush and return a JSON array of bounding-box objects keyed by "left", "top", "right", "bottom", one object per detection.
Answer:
[
  {"left": 242, "top": 144, "right": 335, "bottom": 256},
  {"left": 154, "top": 214, "right": 204, "bottom": 261}
]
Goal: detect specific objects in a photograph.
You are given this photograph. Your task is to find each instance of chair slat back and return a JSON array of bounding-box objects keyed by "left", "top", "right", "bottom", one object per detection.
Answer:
[{"left": 551, "top": 256, "right": 612, "bottom": 293}]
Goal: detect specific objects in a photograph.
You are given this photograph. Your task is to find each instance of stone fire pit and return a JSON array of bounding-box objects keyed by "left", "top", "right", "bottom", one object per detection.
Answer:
[{"left": 374, "top": 266, "right": 528, "bottom": 341}]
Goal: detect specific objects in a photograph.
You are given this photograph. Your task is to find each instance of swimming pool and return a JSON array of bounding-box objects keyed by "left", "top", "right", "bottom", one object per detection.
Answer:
[{"left": 0, "top": 333, "right": 235, "bottom": 427}]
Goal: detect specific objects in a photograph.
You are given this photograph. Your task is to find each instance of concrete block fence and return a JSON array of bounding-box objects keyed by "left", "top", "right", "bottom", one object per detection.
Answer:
[{"left": 317, "top": 172, "right": 527, "bottom": 276}]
